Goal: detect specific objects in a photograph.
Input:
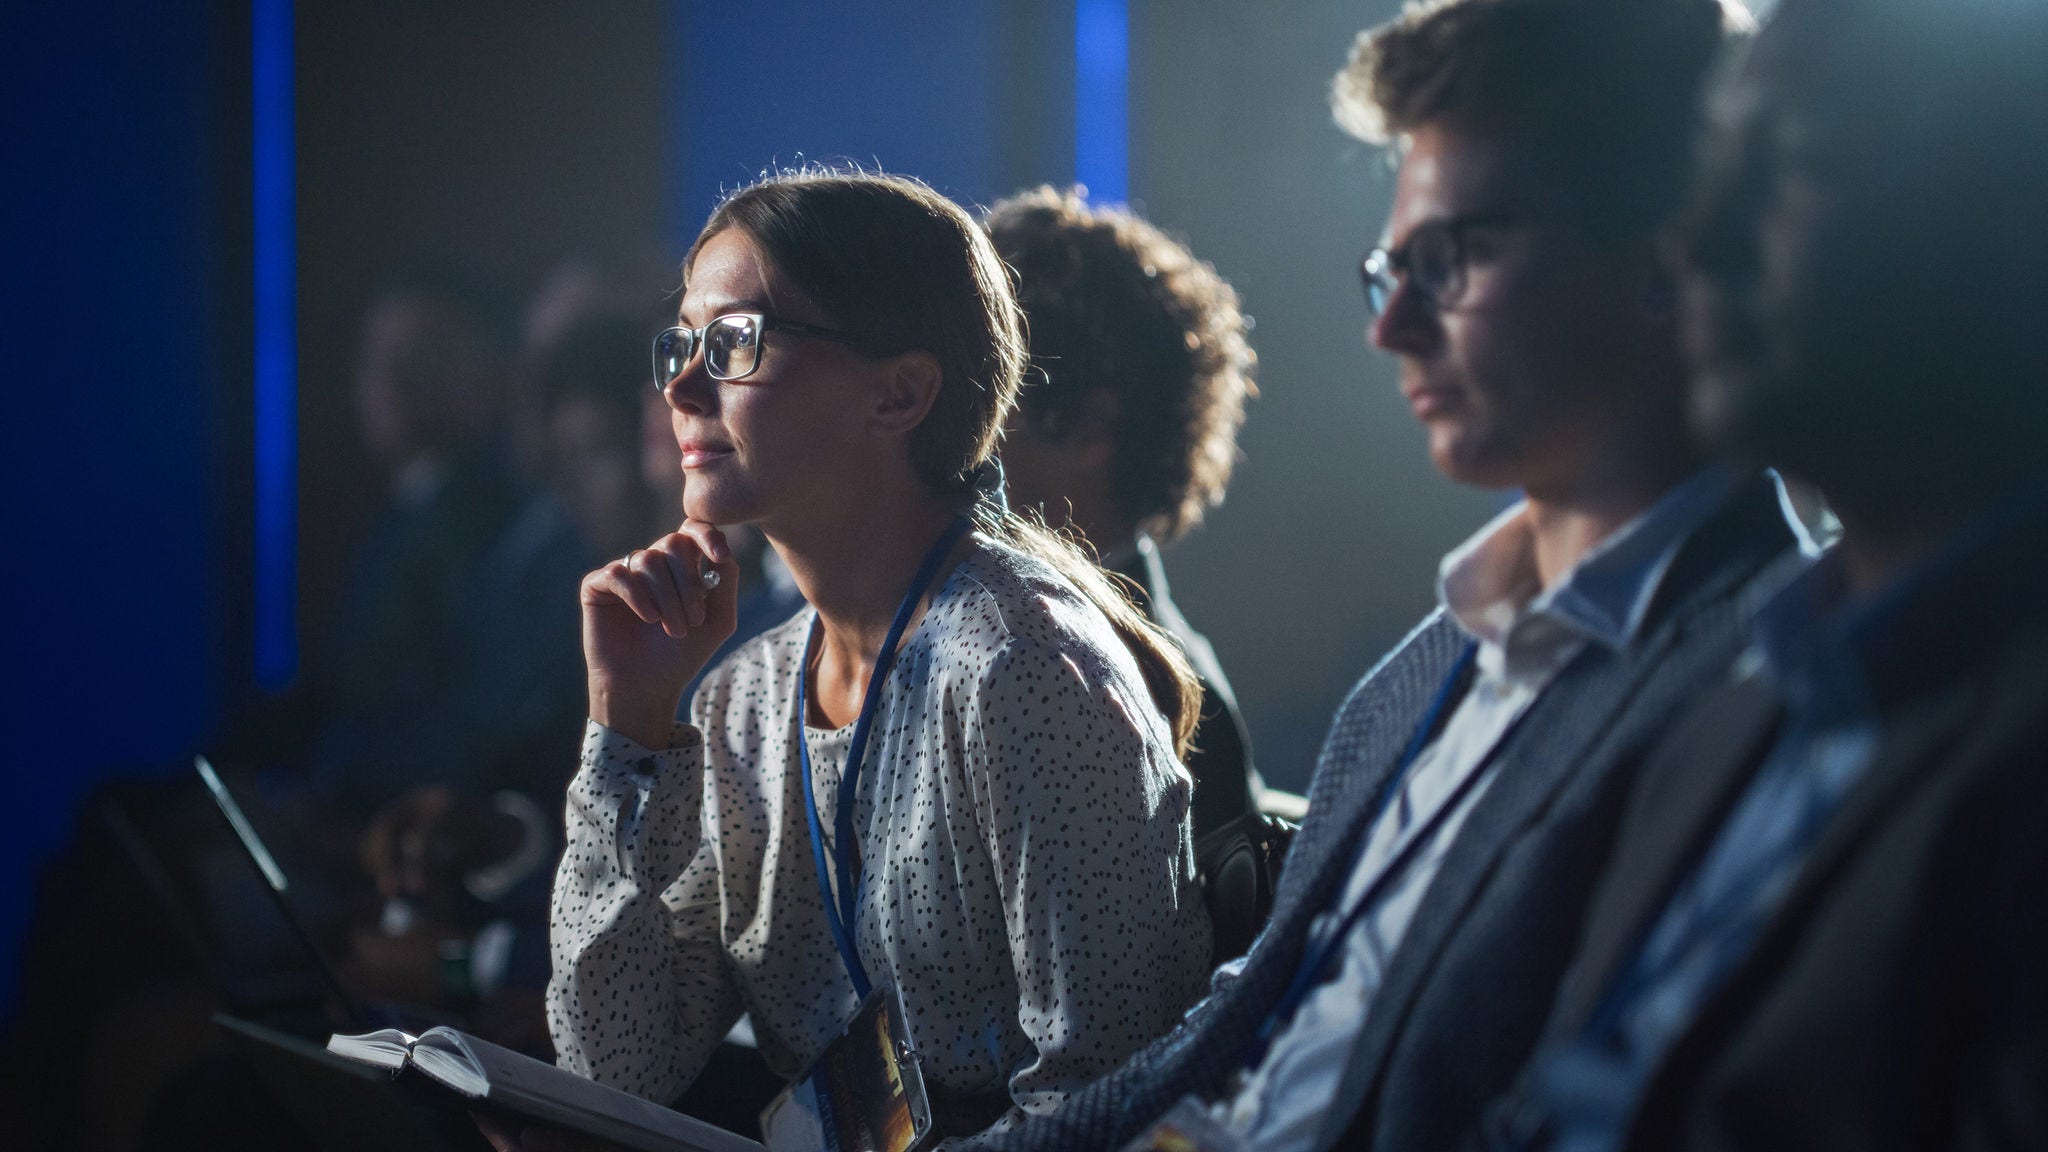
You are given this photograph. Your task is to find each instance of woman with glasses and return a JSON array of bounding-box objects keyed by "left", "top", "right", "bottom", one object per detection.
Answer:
[{"left": 542, "top": 168, "right": 1213, "bottom": 1139}]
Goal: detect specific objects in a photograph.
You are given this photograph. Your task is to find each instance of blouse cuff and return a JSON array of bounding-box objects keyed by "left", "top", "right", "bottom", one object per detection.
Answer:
[
  {"left": 568, "top": 719, "right": 708, "bottom": 886},
  {"left": 581, "top": 713, "right": 700, "bottom": 766},
  {"left": 580, "top": 718, "right": 703, "bottom": 782}
]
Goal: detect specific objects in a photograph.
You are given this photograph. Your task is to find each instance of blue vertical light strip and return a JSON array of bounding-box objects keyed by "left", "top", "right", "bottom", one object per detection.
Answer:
[
  {"left": 252, "top": 0, "right": 297, "bottom": 689},
  {"left": 1074, "top": 0, "right": 1129, "bottom": 203}
]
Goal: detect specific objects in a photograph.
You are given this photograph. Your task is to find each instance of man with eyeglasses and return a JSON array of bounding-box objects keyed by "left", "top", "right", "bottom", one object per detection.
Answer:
[{"left": 955, "top": 2, "right": 1798, "bottom": 1150}]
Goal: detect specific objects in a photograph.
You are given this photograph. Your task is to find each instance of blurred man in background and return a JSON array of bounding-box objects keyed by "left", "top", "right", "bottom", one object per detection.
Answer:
[
  {"left": 350, "top": 306, "right": 660, "bottom": 1022},
  {"left": 1480, "top": 0, "right": 2048, "bottom": 1147},
  {"left": 309, "top": 290, "right": 536, "bottom": 814},
  {"left": 986, "top": 186, "right": 1275, "bottom": 838}
]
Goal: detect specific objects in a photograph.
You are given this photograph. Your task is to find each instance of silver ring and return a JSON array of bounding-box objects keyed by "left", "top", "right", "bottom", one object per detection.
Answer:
[
  {"left": 620, "top": 550, "right": 639, "bottom": 569},
  {"left": 700, "top": 568, "right": 723, "bottom": 590}
]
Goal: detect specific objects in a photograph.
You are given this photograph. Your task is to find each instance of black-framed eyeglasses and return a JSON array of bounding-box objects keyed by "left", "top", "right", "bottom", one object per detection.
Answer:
[
  {"left": 652, "top": 312, "right": 865, "bottom": 388},
  {"left": 1360, "top": 213, "right": 1520, "bottom": 317}
]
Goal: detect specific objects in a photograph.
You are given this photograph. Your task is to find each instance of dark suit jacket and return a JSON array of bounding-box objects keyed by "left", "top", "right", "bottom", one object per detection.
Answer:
[
  {"left": 1493, "top": 505, "right": 2048, "bottom": 1152},
  {"left": 960, "top": 474, "right": 1798, "bottom": 1152}
]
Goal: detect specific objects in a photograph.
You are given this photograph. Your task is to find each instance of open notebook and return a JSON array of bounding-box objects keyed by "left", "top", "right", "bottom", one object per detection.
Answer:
[{"left": 326, "top": 1025, "right": 763, "bottom": 1152}]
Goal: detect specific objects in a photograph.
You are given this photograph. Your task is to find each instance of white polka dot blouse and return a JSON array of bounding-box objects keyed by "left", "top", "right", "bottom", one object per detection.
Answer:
[{"left": 547, "top": 533, "right": 1214, "bottom": 1127}]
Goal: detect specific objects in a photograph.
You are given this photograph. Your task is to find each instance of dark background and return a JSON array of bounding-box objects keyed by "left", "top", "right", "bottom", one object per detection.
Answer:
[{"left": 5, "top": 0, "right": 1506, "bottom": 1023}]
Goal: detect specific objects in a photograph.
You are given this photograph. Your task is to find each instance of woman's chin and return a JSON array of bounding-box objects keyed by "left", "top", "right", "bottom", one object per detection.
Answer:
[
  {"left": 681, "top": 496, "right": 745, "bottom": 527},
  {"left": 689, "top": 497, "right": 782, "bottom": 530}
]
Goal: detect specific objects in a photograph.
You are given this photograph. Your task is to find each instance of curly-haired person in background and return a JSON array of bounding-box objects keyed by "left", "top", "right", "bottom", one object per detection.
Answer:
[{"left": 986, "top": 189, "right": 1297, "bottom": 862}]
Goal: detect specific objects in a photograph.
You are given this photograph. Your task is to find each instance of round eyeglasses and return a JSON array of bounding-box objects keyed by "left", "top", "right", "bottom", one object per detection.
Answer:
[
  {"left": 652, "top": 312, "right": 865, "bottom": 389},
  {"left": 1360, "top": 213, "right": 1519, "bottom": 317}
]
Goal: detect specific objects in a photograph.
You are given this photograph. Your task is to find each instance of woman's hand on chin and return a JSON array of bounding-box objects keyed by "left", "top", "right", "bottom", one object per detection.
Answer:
[{"left": 582, "top": 519, "right": 741, "bottom": 748}]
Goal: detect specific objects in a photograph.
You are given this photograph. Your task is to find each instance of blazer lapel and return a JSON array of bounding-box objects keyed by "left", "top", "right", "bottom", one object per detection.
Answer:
[
  {"left": 1338, "top": 645, "right": 1642, "bottom": 1086},
  {"left": 1324, "top": 632, "right": 1683, "bottom": 1139},
  {"left": 1548, "top": 673, "right": 1784, "bottom": 1033},
  {"left": 1189, "top": 612, "right": 1473, "bottom": 1065}
]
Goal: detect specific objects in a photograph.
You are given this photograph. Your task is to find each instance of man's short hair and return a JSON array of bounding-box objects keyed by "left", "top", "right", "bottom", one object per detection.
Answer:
[
  {"left": 985, "top": 186, "right": 1256, "bottom": 545},
  {"left": 1333, "top": 0, "right": 1753, "bottom": 240}
]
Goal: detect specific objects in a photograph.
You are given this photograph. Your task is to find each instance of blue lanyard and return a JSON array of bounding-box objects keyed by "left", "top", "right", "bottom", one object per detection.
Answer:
[
  {"left": 1242, "top": 641, "right": 1479, "bottom": 1067},
  {"left": 797, "top": 515, "right": 974, "bottom": 998}
]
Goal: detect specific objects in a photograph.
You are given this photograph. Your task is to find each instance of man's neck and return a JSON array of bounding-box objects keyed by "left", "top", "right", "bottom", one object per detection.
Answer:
[{"left": 1521, "top": 454, "right": 1701, "bottom": 589}]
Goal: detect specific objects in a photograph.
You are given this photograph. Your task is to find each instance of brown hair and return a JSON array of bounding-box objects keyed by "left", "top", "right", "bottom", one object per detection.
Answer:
[
  {"left": 1334, "top": 0, "right": 1753, "bottom": 240},
  {"left": 687, "top": 168, "right": 1202, "bottom": 753},
  {"left": 984, "top": 186, "right": 1256, "bottom": 545}
]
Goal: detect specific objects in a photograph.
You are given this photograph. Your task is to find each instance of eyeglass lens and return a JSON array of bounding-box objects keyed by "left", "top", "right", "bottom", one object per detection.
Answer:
[
  {"left": 1408, "top": 227, "right": 1461, "bottom": 306},
  {"left": 1363, "top": 251, "right": 1396, "bottom": 316},
  {"left": 654, "top": 315, "right": 765, "bottom": 388},
  {"left": 1361, "top": 223, "right": 1467, "bottom": 317}
]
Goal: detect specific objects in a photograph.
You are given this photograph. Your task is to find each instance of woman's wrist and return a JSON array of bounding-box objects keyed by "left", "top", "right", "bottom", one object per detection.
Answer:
[{"left": 588, "top": 684, "right": 682, "bottom": 750}]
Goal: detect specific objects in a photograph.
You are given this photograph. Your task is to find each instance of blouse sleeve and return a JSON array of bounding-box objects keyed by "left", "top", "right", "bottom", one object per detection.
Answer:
[
  {"left": 546, "top": 719, "right": 743, "bottom": 1105},
  {"left": 964, "top": 636, "right": 1214, "bottom": 1117}
]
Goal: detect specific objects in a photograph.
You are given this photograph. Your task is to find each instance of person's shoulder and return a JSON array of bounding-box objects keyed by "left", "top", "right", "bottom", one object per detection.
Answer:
[
  {"left": 935, "top": 540, "right": 1175, "bottom": 763},
  {"left": 1347, "top": 609, "right": 1466, "bottom": 700},
  {"left": 1942, "top": 622, "right": 2048, "bottom": 809},
  {"left": 935, "top": 535, "right": 1127, "bottom": 678},
  {"left": 926, "top": 536, "right": 1061, "bottom": 642},
  {"left": 1314, "top": 609, "right": 1468, "bottom": 776}
]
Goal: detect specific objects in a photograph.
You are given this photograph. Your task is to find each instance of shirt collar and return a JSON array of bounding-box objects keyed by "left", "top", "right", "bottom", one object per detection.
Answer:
[{"left": 1439, "top": 467, "right": 1742, "bottom": 669}]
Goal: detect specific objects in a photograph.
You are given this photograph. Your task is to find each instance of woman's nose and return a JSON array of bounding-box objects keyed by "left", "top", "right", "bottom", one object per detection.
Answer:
[{"left": 662, "top": 355, "right": 713, "bottom": 414}]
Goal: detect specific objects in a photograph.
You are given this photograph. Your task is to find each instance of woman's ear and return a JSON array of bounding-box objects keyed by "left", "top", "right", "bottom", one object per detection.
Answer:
[{"left": 867, "top": 349, "right": 945, "bottom": 438}]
